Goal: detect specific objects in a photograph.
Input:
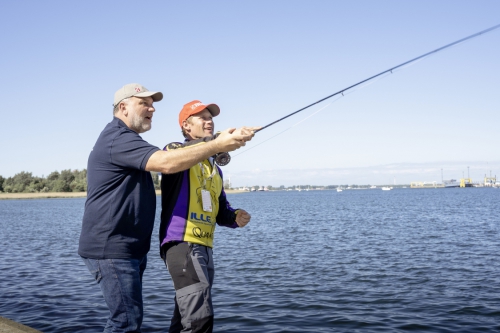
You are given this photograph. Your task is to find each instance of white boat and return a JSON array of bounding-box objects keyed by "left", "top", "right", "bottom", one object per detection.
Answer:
[
  {"left": 443, "top": 179, "right": 461, "bottom": 188},
  {"left": 381, "top": 187, "right": 391, "bottom": 191},
  {"left": 337, "top": 187, "right": 343, "bottom": 192}
]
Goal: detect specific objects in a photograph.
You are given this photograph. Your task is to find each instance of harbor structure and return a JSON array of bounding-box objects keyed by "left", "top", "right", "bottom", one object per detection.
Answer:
[
  {"left": 410, "top": 181, "right": 444, "bottom": 188},
  {"left": 484, "top": 174, "right": 497, "bottom": 187},
  {"left": 410, "top": 177, "right": 496, "bottom": 188}
]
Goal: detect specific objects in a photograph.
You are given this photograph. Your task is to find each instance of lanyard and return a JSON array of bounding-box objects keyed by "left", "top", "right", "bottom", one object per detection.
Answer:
[{"left": 199, "top": 159, "right": 216, "bottom": 190}]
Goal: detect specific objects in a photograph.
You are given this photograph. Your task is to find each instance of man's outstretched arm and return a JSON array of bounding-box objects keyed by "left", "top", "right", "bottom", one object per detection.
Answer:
[{"left": 146, "top": 126, "right": 259, "bottom": 174}]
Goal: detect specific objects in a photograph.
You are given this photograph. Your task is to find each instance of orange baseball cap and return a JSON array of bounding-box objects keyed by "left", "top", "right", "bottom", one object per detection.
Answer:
[{"left": 178, "top": 100, "right": 220, "bottom": 127}]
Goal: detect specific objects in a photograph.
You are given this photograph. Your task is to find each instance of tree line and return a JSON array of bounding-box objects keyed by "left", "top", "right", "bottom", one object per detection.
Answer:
[{"left": 0, "top": 170, "right": 161, "bottom": 193}]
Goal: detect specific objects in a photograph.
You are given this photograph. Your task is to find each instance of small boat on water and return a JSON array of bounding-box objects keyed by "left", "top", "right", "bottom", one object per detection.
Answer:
[
  {"left": 381, "top": 187, "right": 392, "bottom": 191},
  {"left": 337, "top": 188, "right": 343, "bottom": 192}
]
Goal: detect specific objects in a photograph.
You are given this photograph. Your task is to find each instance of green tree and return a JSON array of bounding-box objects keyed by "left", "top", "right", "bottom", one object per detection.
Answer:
[
  {"left": 46, "top": 171, "right": 60, "bottom": 192},
  {"left": 3, "top": 171, "right": 35, "bottom": 193},
  {"left": 51, "top": 179, "right": 69, "bottom": 192},
  {"left": 69, "top": 169, "right": 87, "bottom": 192},
  {"left": 60, "top": 169, "right": 75, "bottom": 185},
  {"left": 0, "top": 169, "right": 89, "bottom": 193},
  {"left": 27, "top": 177, "right": 46, "bottom": 192},
  {"left": 49, "top": 169, "right": 74, "bottom": 192},
  {"left": 47, "top": 171, "right": 60, "bottom": 181}
]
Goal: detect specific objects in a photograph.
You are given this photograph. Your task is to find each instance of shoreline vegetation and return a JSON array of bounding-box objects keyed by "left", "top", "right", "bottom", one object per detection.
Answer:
[
  {"left": 0, "top": 189, "right": 242, "bottom": 200},
  {"left": 0, "top": 169, "right": 247, "bottom": 200}
]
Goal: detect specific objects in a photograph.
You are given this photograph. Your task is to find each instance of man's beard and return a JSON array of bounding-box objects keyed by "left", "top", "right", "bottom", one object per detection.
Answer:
[{"left": 130, "top": 113, "right": 151, "bottom": 133}]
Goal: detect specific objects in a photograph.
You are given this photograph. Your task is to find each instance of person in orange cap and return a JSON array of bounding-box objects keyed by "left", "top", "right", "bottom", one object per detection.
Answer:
[{"left": 159, "top": 100, "right": 257, "bottom": 333}]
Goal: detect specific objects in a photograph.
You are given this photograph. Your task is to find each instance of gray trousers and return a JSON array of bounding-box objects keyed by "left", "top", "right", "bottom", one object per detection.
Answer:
[{"left": 163, "top": 242, "right": 214, "bottom": 333}]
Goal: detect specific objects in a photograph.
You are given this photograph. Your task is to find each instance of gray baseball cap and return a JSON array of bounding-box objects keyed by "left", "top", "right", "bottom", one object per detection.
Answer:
[{"left": 113, "top": 83, "right": 163, "bottom": 107}]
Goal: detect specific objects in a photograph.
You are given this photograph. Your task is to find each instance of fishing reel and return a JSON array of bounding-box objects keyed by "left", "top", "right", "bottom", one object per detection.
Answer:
[
  {"left": 211, "top": 132, "right": 231, "bottom": 166},
  {"left": 213, "top": 152, "right": 231, "bottom": 166}
]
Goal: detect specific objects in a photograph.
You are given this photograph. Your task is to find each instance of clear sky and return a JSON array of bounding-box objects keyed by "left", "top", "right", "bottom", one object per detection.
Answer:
[{"left": 1, "top": 1, "right": 499, "bottom": 186}]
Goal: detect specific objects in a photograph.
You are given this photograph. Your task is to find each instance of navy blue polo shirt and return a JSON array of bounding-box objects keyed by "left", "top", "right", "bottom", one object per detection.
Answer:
[{"left": 78, "top": 117, "right": 160, "bottom": 259}]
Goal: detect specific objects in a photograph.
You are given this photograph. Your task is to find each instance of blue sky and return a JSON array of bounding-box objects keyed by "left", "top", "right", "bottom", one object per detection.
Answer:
[{"left": 1, "top": 1, "right": 499, "bottom": 186}]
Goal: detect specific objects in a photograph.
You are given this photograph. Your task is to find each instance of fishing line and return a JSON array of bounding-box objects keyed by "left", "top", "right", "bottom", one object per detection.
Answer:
[{"left": 253, "top": 23, "right": 500, "bottom": 134}]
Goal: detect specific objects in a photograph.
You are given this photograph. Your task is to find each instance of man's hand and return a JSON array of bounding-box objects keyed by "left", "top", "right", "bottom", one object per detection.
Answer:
[
  {"left": 235, "top": 210, "right": 251, "bottom": 228},
  {"left": 232, "top": 126, "right": 261, "bottom": 142},
  {"left": 214, "top": 126, "right": 260, "bottom": 152}
]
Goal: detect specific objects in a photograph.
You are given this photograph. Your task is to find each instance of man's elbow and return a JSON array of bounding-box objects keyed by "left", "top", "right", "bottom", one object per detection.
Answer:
[
  {"left": 151, "top": 160, "right": 180, "bottom": 174},
  {"left": 160, "top": 163, "right": 180, "bottom": 174},
  {"left": 146, "top": 153, "right": 177, "bottom": 174}
]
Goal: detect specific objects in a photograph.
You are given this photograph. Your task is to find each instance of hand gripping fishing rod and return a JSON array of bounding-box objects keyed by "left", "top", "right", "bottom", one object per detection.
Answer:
[{"left": 253, "top": 23, "right": 500, "bottom": 134}]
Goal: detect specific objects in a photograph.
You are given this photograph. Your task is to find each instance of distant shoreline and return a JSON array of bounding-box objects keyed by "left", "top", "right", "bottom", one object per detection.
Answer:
[
  {"left": 0, "top": 192, "right": 87, "bottom": 200},
  {"left": 0, "top": 189, "right": 243, "bottom": 200}
]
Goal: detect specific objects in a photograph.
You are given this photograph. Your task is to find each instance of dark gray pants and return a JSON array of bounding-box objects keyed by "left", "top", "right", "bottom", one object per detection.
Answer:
[{"left": 163, "top": 242, "right": 214, "bottom": 333}]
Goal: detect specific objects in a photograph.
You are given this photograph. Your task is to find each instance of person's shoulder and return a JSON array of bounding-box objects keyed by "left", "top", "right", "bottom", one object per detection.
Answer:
[
  {"left": 100, "top": 117, "right": 129, "bottom": 136},
  {"left": 107, "top": 119, "right": 146, "bottom": 143},
  {"left": 105, "top": 117, "right": 124, "bottom": 128},
  {"left": 166, "top": 137, "right": 214, "bottom": 151},
  {"left": 164, "top": 142, "right": 184, "bottom": 151}
]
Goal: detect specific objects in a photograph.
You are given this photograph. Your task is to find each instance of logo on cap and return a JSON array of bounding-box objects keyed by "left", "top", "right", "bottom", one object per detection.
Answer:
[
  {"left": 191, "top": 102, "right": 205, "bottom": 110},
  {"left": 135, "top": 87, "right": 141, "bottom": 92}
]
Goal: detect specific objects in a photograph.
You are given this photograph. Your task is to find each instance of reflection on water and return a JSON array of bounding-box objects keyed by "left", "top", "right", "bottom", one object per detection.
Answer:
[{"left": 0, "top": 189, "right": 499, "bottom": 332}]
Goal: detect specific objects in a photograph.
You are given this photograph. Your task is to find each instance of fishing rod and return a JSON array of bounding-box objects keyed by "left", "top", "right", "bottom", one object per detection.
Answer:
[
  {"left": 177, "top": 24, "right": 500, "bottom": 166},
  {"left": 254, "top": 23, "right": 500, "bottom": 134}
]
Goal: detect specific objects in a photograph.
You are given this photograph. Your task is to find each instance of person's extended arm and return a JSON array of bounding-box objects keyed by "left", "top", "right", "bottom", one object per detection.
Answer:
[{"left": 145, "top": 126, "right": 259, "bottom": 174}]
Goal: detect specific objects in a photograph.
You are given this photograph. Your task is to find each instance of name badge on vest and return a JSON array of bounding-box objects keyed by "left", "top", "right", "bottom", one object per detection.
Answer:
[{"left": 201, "top": 189, "right": 213, "bottom": 212}]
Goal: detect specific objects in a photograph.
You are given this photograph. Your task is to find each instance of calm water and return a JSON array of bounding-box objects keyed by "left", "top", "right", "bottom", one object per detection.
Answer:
[{"left": 1, "top": 189, "right": 499, "bottom": 332}]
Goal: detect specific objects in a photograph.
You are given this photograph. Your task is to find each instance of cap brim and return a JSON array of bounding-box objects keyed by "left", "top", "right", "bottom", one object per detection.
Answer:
[
  {"left": 135, "top": 91, "right": 163, "bottom": 102},
  {"left": 205, "top": 104, "right": 220, "bottom": 117}
]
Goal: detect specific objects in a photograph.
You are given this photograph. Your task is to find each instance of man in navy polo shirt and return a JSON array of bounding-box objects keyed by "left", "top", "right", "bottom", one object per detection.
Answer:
[{"left": 78, "top": 83, "right": 258, "bottom": 333}]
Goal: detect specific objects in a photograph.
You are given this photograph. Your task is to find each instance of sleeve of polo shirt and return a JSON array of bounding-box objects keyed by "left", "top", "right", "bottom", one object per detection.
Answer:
[{"left": 110, "top": 129, "right": 160, "bottom": 170}]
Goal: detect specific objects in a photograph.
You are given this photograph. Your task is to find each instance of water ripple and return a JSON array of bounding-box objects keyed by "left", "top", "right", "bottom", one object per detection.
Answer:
[{"left": 1, "top": 189, "right": 500, "bottom": 332}]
